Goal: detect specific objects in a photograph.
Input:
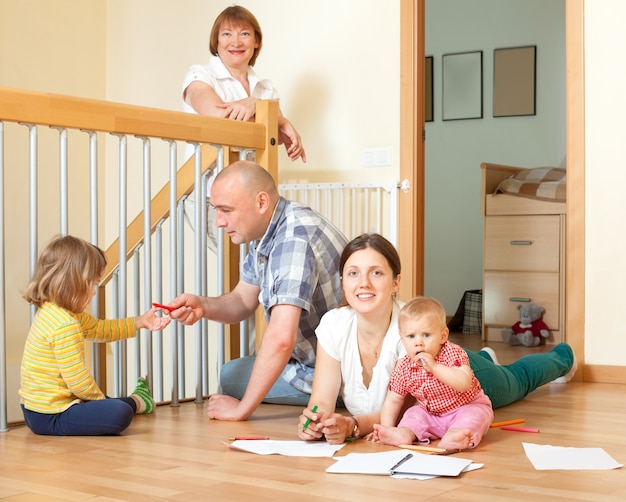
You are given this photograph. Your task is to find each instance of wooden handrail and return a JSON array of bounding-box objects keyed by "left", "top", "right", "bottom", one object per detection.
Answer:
[{"left": 0, "top": 86, "right": 267, "bottom": 148}]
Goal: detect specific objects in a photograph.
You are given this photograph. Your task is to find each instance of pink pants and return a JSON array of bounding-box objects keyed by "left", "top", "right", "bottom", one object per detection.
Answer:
[{"left": 397, "top": 390, "right": 493, "bottom": 448}]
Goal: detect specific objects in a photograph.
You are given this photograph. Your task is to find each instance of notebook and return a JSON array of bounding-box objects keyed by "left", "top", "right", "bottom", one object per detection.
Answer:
[{"left": 326, "top": 449, "right": 473, "bottom": 477}]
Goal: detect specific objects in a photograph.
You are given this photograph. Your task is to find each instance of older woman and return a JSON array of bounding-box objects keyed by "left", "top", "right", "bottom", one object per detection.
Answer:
[
  {"left": 297, "top": 233, "right": 575, "bottom": 444},
  {"left": 182, "top": 6, "right": 306, "bottom": 249},
  {"left": 182, "top": 5, "right": 305, "bottom": 161}
]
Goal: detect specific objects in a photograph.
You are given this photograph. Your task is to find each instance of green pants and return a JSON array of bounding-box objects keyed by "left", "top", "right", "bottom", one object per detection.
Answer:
[{"left": 467, "top": 343, "right": 574, "bottom": 409}]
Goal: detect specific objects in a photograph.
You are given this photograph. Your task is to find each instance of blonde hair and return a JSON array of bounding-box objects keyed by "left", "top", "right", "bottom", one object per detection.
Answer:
[
  {"left": 23, "top": 235, "right": 106, "bottom": 313},
  {"left": 398, "top": 296, "right": 447, "bottom": 330}
]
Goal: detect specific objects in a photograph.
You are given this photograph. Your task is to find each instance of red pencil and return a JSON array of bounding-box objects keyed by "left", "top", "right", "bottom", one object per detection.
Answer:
[
  {"left": 152, "top": 302, "right": 176, "bottom": 312},
  {"left": 228, "top": 436, "right": 270, "bottom": 441},
  {"left": 501, "top": 426, "right": 539, "bottom": 433}
]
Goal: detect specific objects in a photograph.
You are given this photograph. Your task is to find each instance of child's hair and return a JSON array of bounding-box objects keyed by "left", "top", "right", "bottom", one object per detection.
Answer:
[
  {"left": 23, "top": 235, "right": 106, "bottom": 312},
  {"left": 398, "top": 296, "right": 447, "bottom": 330}
]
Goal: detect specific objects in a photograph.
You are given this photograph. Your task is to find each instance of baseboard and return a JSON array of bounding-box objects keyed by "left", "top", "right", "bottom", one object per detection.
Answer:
[
  {"left": 5, "top": 363, "right": 22, "bottom": 423},
  {"left": 583, "top": 364, "right": 626, "bottom": 384}
]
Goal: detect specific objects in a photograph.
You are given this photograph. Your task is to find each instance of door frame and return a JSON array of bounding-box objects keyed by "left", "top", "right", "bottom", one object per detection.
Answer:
[
  {"left": 398, "top": 0, "right": 425, "bottom": 301},
  {"left": 399, "top": 0, "right": 585, "bottom": 375}
]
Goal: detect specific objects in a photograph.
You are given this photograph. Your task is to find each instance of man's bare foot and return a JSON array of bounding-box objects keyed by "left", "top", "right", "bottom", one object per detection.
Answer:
[
  {"left": 373, "top": 424, "right": 415, "bottom": 446},
  {"left": 438, "top": 428, "right": 475, "bottom": 452}
]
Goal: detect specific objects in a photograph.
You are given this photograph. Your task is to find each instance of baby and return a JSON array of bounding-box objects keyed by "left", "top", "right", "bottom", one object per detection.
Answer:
[{"left": 373, "top": 296, "right": 493, "bottom": 452}]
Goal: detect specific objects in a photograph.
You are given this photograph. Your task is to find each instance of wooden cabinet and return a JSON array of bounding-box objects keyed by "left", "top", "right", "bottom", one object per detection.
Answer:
[{"left": 481, "top": 163, "right": 566, "bottom": 344}]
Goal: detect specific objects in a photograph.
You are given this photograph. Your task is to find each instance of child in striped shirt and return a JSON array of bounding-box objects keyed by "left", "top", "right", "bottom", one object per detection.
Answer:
[{"left": 19, "top": 235, "right": 170, "bottom": 435}]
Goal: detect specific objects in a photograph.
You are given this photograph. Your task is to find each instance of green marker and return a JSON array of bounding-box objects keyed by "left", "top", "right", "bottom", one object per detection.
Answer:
[{"left": 302, "top": 405, "right": 318, "bottom": 431}]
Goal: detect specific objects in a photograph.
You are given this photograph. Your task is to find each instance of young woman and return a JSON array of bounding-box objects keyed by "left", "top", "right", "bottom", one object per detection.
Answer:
[
  {"left": 297, "top": 233, "right": 575, "bottom": 444},
  {"left": 19, "top": 235, "right": 170, "bottom": 436}
]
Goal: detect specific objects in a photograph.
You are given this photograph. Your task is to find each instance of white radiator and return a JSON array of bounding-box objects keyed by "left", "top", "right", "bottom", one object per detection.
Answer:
[{"left": 278, "top": 180, "right": 400, "bottom": 246}]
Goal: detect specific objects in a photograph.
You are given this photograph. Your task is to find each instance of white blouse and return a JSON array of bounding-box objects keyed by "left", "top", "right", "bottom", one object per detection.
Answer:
[
  {"left": 315, "top": 300, "right": 406, "bottom": 416},
  {"left": 181, "top": 56, "right": 279, "bottom": 115}
]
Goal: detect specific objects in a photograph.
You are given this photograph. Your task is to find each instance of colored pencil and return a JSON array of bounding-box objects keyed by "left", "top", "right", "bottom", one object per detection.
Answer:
[
  {"left": 399, "top": 444, "right": 448, "bottom": 454},
  {"left": 501, "top": 426, "right": 539, "bottom": 433},
  {"left": 490, "top": 418, "right": 525, "bottom": 428},
  {"left": 228, "top": 436, "right": 270, "bottom": 441},
  {"left": 302, "top": 405, "right": 318, "bottom": 431}
]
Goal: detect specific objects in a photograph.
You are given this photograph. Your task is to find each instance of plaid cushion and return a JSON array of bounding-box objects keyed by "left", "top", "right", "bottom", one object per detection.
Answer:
[{"left": 495, "top": 167, "right": 566, "bottom": 202}]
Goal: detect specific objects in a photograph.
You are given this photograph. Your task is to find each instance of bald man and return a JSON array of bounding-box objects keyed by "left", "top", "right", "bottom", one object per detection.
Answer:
[{"left": 170, "top": 161, "right": 347, "bottom": 420}]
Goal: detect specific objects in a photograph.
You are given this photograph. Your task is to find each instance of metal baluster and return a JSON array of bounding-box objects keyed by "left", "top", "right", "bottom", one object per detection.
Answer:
[
  {"left": 139, "top": 137, "right": 153, "bottom": 386},
  {"left": 112, "top": 133, "right": 128, "bottom": 397}
]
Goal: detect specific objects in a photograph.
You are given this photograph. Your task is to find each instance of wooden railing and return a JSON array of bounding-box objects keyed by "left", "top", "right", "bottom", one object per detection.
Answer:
[{"left": 0, "top": 86, "right": 279, "bottom": 429}]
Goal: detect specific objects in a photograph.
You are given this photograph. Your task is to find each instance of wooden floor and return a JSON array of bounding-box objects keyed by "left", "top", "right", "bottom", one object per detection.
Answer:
[{"left": 2, "top": 339, "right": 626, "bottom": 501}]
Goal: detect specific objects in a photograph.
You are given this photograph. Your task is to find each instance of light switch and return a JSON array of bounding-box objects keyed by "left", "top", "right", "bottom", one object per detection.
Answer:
[{"left": 362, "top": 147, "right": 392, "bottom": 167}]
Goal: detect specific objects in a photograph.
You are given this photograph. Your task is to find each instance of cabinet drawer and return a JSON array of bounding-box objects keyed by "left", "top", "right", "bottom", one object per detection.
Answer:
[
  {"left": 484, "top": 271, "right": 560, "bottom": 329},
  {"left": 484, "top": 215, "right": 560, "bottom": 272}
]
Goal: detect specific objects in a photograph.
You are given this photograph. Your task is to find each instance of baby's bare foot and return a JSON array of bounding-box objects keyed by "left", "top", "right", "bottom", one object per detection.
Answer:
[
  {"left": 438, "top": 428, "right": 475, "bottom": 452},
  {"left": 373, "top": 424, "right": 415, "bottom": 446}
]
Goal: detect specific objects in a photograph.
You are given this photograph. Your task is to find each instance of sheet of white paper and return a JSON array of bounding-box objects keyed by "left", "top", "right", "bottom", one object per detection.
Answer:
[
  {"left": 226, "top": 440, "right": 345, "bottom": 457},
  {"left": 326, "top": 449, "right": 476, "bottom": 478},
  {"left": 522, "top": 442, "right": 623, "bottom": 470}
]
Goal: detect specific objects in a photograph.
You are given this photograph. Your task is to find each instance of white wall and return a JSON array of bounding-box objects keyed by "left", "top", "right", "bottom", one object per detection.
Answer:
[
  {"left": 0, "top": 0, "right": 106, "bottom": 96},
  {"left": 424, "top": 0, "right": 566, "bottom": 312},
  {"left": 584, "top": 1, "right": 626, "bottom": 365}
]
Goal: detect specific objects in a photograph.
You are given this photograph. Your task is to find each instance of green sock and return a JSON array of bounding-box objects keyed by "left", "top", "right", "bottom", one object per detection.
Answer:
[{"left": 131, "top": 377, "right": 155, "bottom": 414}]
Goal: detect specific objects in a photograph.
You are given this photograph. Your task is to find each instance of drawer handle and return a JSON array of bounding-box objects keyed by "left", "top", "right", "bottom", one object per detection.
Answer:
[
  {"left": 509, "top": 297, "right": 531, "bottom": 303},
  {"left": 510, "top": 240, "right": 532, "bottom": 246}
]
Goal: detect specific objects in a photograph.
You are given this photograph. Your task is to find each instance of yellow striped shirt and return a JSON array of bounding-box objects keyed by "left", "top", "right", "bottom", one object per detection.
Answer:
[{"left": 19, "top": 302, "right": 136, "bottom": 414}]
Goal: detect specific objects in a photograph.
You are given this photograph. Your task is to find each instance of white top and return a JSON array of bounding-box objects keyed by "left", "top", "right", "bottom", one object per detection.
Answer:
[
  {"left": 181, "top": 56, "right": 280, "bottom": 177},
  {"left": 181, "top": 56, "right": 279, "bottom": 114},
  {"left": 315, "top": 300, "right": 406, "bottom": 416}
]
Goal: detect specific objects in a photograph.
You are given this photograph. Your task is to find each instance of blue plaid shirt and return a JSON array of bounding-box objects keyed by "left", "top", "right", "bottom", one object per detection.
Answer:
[{"left": 241, "top": 197, "right": 348, "bottom": 393}]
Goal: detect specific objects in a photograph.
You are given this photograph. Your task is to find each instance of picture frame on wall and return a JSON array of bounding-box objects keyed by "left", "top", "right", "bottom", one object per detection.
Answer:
[
  {"left": 425, "top": 56, "right": 433, "bottom": 122},
  {"left": 493, "top": 45, "right": 536, "bottom": 117},
  {"left": 442, "top": 50, "right": 483, "bottom": 121}
]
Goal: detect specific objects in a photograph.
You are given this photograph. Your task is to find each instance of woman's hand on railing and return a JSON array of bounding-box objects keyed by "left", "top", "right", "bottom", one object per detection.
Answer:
[
  {"left": 216, "top": 96, "right": 258, "bottom": 122},
  {"left": 277, "top": 116, "right": 306, "bottom": 163},
  {"left": 136, "top": 308, "right": 172, "bottom": 331}
]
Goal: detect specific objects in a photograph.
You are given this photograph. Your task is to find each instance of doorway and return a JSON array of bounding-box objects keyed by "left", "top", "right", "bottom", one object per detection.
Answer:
[{"left": 398, "top": 0, "right": 585, "bottom": 369}]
